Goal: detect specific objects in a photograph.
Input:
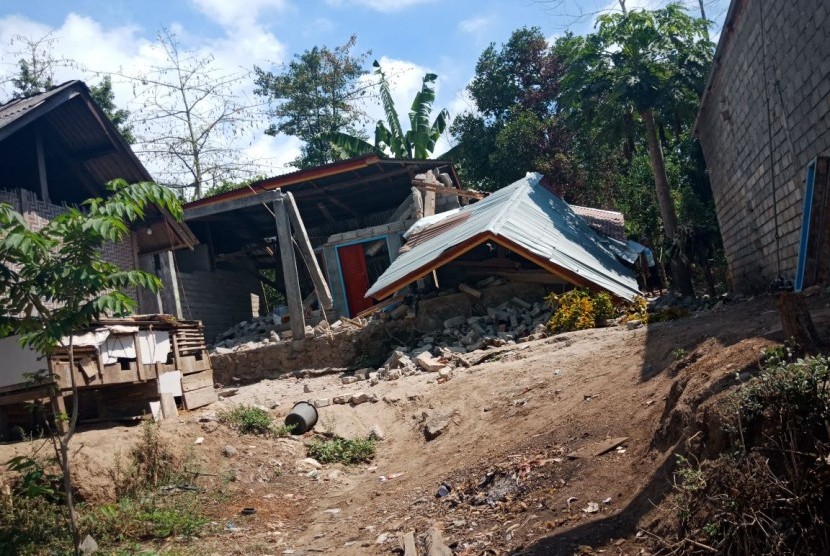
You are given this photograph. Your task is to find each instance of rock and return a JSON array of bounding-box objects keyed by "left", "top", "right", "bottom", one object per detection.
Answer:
[
  {"left": 386, "top": 369, "right": 402, "bottom": 380},
  {"left": 219, "top": 388, "right": 239, "bottom": 397},
  {"left": 269, "top": 330, "right": 281, "bottom": 342},
  {"left": 383, "top": 393, "right": 402, "bottom": 404},
  {"left": 438, "top": 368, "right": 452, "bottom": 380},
  {"left": 313, "top": 398, "right": 332, "bottom": 408},
  {"left": 333, "top": 394, "right": 353, "bottom": 405},
  {"left": 301, "top": 457, "right": 322, "bottom": 469},
  {"left": 351, "top": 392, "right": 370, "bottom": 405},
  {"left": 79, "top": 534, "right": 98, "bottom": 555},
  {"left": 626, "top": 319, "right": 643, "bottom": 330},
  {"left": 222, "top": 445, "right": 238, "bottom": 458},
  {"left": 369, "top": 423, "right": 385, "bottom": 440},
  {"left": 215, "top": 346, "right": 233, "bottom": 355},
  {"left": 443, "top": 316, "right": 466, "bottom": 329},
  {"left": 415, "top": 352, "right": 444, "bottom": 372},
  {"left": 198, "top": 413, "right": 217, "bottom": 422},
  {"left": 424, "top": 416, "right": 450, "bottom": 440},
  {"left": 341, "top": 376, "right": 360, "bottom": 385},
  {"left": 201, "top": 421, "right": 219, "bottom": 433},
  {"left": 354, "top": 368, "right": 371, "bottom": 380},
  {"left": 269, "top": 400, "right": 281, "bottom": 409},
  {"left": 303, "top": 384, "right": 312, "bottom": 393},
  {"left": 582, "top": 502, "right": 600, "bottom": 513}
]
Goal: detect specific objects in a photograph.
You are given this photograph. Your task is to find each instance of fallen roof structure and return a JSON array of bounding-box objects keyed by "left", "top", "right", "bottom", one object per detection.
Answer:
[{"left": 366, "top": 172, "right": 642, "bottom": 301}]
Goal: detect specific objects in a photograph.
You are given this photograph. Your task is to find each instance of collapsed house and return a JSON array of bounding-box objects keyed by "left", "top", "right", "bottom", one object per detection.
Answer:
[
  {"left": 0, "top": 81, "right": 207, "bottom": 438},
  {"left": 366, "top": 172, "right": 642, "bottom": 304},
  {"left": 179, "top": 155, "right": 477, "bottom": 340}
]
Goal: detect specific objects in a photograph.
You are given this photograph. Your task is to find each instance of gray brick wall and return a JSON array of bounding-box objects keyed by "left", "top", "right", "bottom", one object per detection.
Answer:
[
  {"left": 0, "top": 187, "right": 139, "bottom": 301},
  {"left": 178, "top": 267, "right": 264, "bottom": 342},
  {"left": 697, "top": 0, "right": 830, "bottom": 292}
]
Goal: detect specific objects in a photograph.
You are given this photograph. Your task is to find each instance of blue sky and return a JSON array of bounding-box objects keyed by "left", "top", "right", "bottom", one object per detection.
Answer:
[{"left": 0, "top": 0, "right": 731, "bottom": 181}]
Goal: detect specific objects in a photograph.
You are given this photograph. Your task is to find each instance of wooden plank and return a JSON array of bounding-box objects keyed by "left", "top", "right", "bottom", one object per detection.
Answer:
[
  {"left": 412, "top": 180, "right": 485, "bottom": 200},
  {"left": 79, "top": 357, "right": 98, "bottom": 382},
  {"left": 458, "top": 283, "right": 482, "bottom": 299},
  {"left": 274, "top": 191, "right": 306, "bottom": 343},
  {"left": 286, "top": 191, "right": 334, "bottom": 310},
  {"left": 566, "top": 437, "right": 628, "bottom": 459},
  {"left": 355, "top": 296, "right": 401, "bottom": 318},
  {"left": 183, "top": 385, "right": 217, "bottom": 410},
  {"left": 160, "top": 392, "right": 178, "bottom": 419},
  {"left": 181, "top": 370, "right": 214, "bottom": 392}
]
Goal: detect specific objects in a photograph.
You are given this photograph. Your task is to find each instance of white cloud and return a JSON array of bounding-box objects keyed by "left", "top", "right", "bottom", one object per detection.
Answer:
[
  {"left": 190, "top": 0, "right": 290, "bottom": 27},
  {"left": 458, "top": 16, "right": 491, "bottom": 34},
  {"left": 326, "top": 0, "right": 436, "bottom": 13}
]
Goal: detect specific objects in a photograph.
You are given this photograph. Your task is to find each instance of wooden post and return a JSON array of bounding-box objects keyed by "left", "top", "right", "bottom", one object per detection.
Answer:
[
  {"left": 137, "top": 253, "right": 163, "bottom": 314},
  {"left": 411, "top": 187, "right": 424, "bottom": 220},
  {"left": 424, "top": 189, "right": 436, "bottom": 217},
  {"left": 285, "top": 192, "right": 334, "bottom": 310},
  {"left": 777, "top": 291, "right": 822, "bottom": 350},
  {"left": 158, "top": 251, "right": 183, "bottom": 318},
  {"left": 35, "top": 130, "right": 49, "bottom": 202},
  {"left": 274, "top": 191, "right": 306, "bottom": 344}
]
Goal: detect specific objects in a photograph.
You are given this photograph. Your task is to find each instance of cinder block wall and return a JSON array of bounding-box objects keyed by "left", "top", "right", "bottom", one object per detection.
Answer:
[
  {"left": 178, "top": 267, "right": 264, "bottom": 342},
  {"left": 696, "top": 0, "right": 830, "bottom": 292},
  {"left": 0, "top": 188, "right": 138, "bottom": 299}
]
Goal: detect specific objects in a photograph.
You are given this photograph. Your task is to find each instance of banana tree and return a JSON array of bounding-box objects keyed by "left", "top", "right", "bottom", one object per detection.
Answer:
[{"left": 326, "top": 60, "right": 449, "bottom": 159}]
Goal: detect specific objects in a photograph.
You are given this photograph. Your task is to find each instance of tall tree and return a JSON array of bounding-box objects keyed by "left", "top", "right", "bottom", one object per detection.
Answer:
[
  {"left": 89, "top": 76, "right": 135, "bottom": 144},
  {"left": 450, "top": 27, "right": 581, "bottom": 195},
  {"left": 254, "top": 35, "right": 371, "bottom": 169},
  {"left": 557, "top": 4, "right": 713, "bottom": 295},
  {"left": 6, "top": 34, "right": 69, "bottom": 99},
  {"left": 0, "top": 180, "right": 183, "bottom": 555},
  {"left": 326, "top": 60, "right": 449, "bottom": 160},
  {"left": 115, "top": 28, "right": 260, "bottom": 199}
]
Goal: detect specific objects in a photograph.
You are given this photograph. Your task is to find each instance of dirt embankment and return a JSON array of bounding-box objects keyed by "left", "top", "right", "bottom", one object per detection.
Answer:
[{"left": 2, "top": 293, "right": 817, "bottom": 555}]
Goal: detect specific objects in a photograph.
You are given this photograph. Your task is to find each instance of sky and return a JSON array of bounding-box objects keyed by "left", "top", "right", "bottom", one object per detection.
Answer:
[{"left": 0, "top": 0, "right": 731, "bottom": 186}]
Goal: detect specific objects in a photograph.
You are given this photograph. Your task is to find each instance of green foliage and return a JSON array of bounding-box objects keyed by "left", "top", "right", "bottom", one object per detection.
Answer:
[
  {"left": 672, "top": 348, "right": 687, "bottom": 360},
  {"left": 111, "top": 422, "right": 177, "bottom": 499},
  {"left": 84, "top": 495, "right": 206, "bottom": 544},
  {"left": 0, "top": 178, "right": 183, "bottom": 353},
  {"left": 218, "top": 404, "right": 292, "bottom": 436},
  {"left": 89, "top": 76, "right": 135, "bottom": 144},
  {"left": 546, "top": 288, "right": 617, "bottom": 333},
  {"left": 759, "top": 339, "right": 798, "bottom": 369},
  {"left": 254, "top": 35, "right": 370, "bottom": 168},
  {"left": 0, "top": 491, "right": 71, "bottom": 555},
  {"left": 5, "top": 454, "right": 61, "bottom": 500},
  {"left": 326, "top": 60, "right": 449, "bottom": 160},
  {"left": 307, "top": 435, "right": 376, "bottom": 465}
]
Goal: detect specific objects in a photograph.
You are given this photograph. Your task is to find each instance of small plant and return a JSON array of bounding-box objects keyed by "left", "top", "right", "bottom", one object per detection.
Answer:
[
  {"left": 111, "top": 422, "right": 177, "bottom": 499},
  {"left": 307, "top": 435, "right": 376, "bottom": 465},
  {"left": 85, "top": 495, "right": 206, "bottom": 543},
  {"left": 546, "top": 288, "right": 618, "bottom": 333},
  {"left": 219, "top": 404, "right": 274, "bottom": 435},
  {"left": 672, "top": 348, "right": 687, "bottom": 360},
  {"left": 759, "top": 338, "right": 799, "bottom": 369}
]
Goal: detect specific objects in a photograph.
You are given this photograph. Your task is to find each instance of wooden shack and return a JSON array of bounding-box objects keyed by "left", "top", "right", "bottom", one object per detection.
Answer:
[{"left": 0, "top": 315, "right": 216, "bottom": 439}]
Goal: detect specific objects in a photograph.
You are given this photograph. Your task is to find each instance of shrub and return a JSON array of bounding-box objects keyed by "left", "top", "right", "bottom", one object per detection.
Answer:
[
  {"left": 218, "top": 405, "right": 274, "bottom": 435},
  {"left": 111, "top": 422, "right": 177, "bottom": 499},
  {"left": 307, "top": 436, "right": 376, "bottom": 465},
  {"left": 84, "top": 495, "right": 206, "bottom": 544},
  {"left": 546, "top": 288, "right": 618, "bottom": 333}
]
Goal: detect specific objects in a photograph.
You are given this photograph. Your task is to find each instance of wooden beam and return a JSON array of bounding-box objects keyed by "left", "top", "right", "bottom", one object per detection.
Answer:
[
  {"left": 286, "top": 192, "right": 334, "bottom": 310},
  {"left": 274, "top": 191, "right": 306, "bottom": 343},
  {"left": 185, "top": 193, "right": 274, "bottom": 221},
  {"left": 410, "top": 187, "right": 424, "bottom": 220},
  {"left": 158, "top": 251, "right": 183, "bottom": 318},
  {"left": 424, "top": 189, "right": 436, "bottom": 217},
  {"left": 35, "top": 130, "right": 49, "bottom": 202},
  {"left": 412, "top": 180, "right": 485, "bottom": 200}
]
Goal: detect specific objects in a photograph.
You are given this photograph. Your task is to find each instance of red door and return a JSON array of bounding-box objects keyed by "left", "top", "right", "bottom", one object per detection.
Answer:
[{"left": 338, "top": 243, "right": 374, "bottom": 316}]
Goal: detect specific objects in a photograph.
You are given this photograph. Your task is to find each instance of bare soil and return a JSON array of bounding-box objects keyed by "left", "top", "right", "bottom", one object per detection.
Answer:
[{"left": 4, "top": 292, "right": 826, "bottom": 555}]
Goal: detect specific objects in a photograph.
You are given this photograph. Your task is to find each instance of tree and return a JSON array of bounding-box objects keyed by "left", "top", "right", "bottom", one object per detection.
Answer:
[
  {"left": 5, "top": 33, "right": 70, "bottom": 100},
  {"left": 254, "top": 35, "right": 371, "bottom": 169},
  {"left": 557, "top": 5, "right": 713, "bottom": 295},
  {"left": 89, "top": 76, "right": 135, "bottom": 144},
  {"left": 326, "top": 60, "right": 449, "bottom": 160},
  {"left": 0, "top": 180, "right": 183, "bottom": 555},
  {"left": 115, "top": 28, "right": 261, "bottom": 199},
  {"left": 450, "top": 27, "right": 581, "bottom": 194}
]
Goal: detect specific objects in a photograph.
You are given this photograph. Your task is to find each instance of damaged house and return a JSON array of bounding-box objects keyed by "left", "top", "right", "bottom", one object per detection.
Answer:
[
  {"left": 366, "top": 172, "right": 641, "bottom": 312},
  {"left": 0, "top": 81, "right": 209, "bottom": 437},
  {"left": 179, "top": 155, "right": 476, "bottom": 341}
]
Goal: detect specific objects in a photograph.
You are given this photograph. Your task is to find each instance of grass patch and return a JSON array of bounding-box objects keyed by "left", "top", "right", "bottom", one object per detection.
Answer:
[
  {"left": 84, "top": 495, "right": 207, "bottom": 544},
  {"left": 307, "top": 436, "right": 376, "bottom": 465},
  {"left": 218, "top": 404, "right": 293, "bottom": 437}
]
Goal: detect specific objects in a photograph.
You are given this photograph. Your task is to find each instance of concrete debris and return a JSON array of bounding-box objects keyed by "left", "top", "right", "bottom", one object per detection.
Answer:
[
  {"left": 303, "top": 383, "right": 312, "bottom": 393},
  {"left": 222, "top": 445, "right": 238, "bottom": 457},
  {"left": 79, "top": 534, "right": 99, "bottom": 555},
  {"left": 369, "top": 423, "right": 385, "bottom": 441},
  {"left": 415, "top": 352, "right": 445, "bottom": 373},
  {"left": 424, "top": 415, "right": 451, "bottom": 440},
  {"left": 312, "top": 398, "right": 332, "bottom": 408}
]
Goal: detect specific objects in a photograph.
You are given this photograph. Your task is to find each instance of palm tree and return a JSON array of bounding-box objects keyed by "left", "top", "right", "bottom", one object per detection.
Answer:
[{"left": 325, "top": 60, "right": 449, "bottom": 159}]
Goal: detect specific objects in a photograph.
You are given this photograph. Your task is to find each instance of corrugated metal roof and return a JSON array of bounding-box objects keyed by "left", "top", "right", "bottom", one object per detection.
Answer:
[{"left": 366, "top": 173, "right": 641, "bottom": 301}]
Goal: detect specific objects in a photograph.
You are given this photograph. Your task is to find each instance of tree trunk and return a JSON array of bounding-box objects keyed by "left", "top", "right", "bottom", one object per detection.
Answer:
[
  {"left": 777, "top": 292, "right": 822, "bottom": 351},
  {"left": 61, "top": 335, "right": 81, "bottom": 555},
  {"left": 641, "top": 108, "right": 694, "bottom": 296}
]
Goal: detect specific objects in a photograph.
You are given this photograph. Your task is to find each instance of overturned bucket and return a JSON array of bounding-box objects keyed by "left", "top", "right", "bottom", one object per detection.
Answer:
[{"left": 284, "top": 401, "right": 318, "bottom": 435}]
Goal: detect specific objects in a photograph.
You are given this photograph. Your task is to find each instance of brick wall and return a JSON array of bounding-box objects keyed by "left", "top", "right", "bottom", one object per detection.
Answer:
[
  {"left": 697, "top": 0, "right": 830, "bottom": 292},
  {"left": 178, "top": 267, "right": 264, "bottom": 342},
  {"left": 0, "top": 187, "right": 138, "bottom": 300}
]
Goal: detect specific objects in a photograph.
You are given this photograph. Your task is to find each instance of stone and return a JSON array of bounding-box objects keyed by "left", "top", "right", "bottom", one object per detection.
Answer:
[
  {"left": 626, "top": 320, "right": 643, "bottom": 330},
  {"left": 443, "top": 316, "right": 466, "bottom": 329},
  {"left": 301, "top": 457, "right": 322, "bottom": 469},
  {"left": 342, "top": 376, "right": 360, "bottom": 385},
  {"left": 270, "top": 330, "right": 281, "bottom": 342},
  {"left": 411, "top": 344, "right": 433, "bottom": 356},
  {"left": 386, "top": 369, "right": 402, "bottom": 380},
  {"left": 313, "top": 398, "right": 332, "bottom": 408},
  {"left": 201, "top": 421, "right": 219, "bottom": 433},
  {"left": 333, "top": 394, "right": 353, "bottom": 405},
  {"left": 198, "top": 413, "right": 217, "bottom": 422},
  {"left": 438, "top": 368, "right": 453, "bottom": 380},
  {"left": 303, "top": 384, "right": 312, "bottom": 393},
  {"left": 415, "top": 352, "right": 444, "bottom": 372},
  {"left": 424, "top": 416, "right": 450, "bottom": 440},
  {"left": 354, "top": 368, "right": 371, "bottom": 380},
  {"left": 79, "top": 534, "right": 98, "bottom": 555},
  {"left": 369, "top": 423, "right": 385, "bottom": 440},
  {"left": 351, "top": 392, "right": 370, "bottom": 405},
  {"left": 222, "top": 445, "right": 238, "bottom": 457},
  {"left": 383, "top": 392, "right": 402, "bottom": 404},
  {"left": 269, "top": 400, "right": 281, "bottom": 409}
]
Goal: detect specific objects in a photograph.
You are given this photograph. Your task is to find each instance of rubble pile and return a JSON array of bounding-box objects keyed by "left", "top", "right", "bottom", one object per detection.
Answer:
[{"left": 212, "top": 315, "right": 367, "bottom": 353}]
